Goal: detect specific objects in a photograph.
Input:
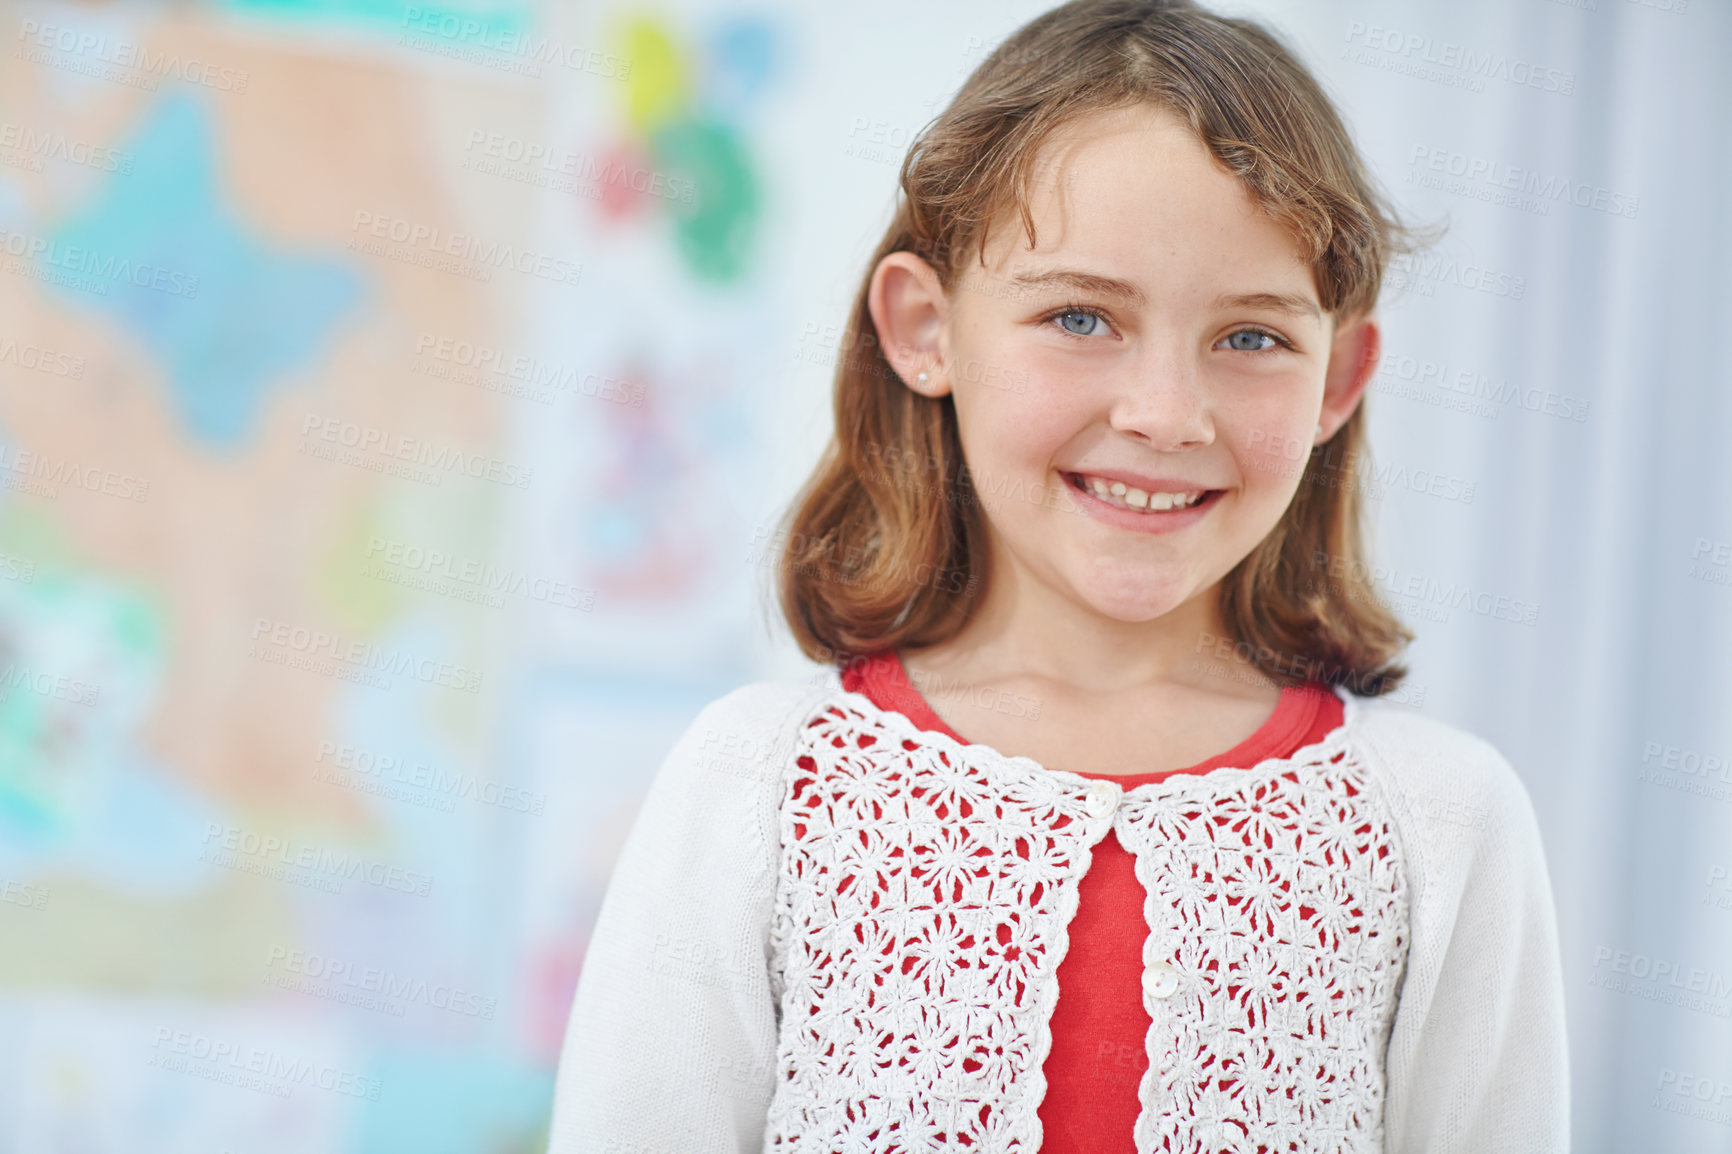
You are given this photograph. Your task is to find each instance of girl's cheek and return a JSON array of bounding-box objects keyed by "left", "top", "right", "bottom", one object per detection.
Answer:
[
  {"left": 963, "top": 367, "right": 1080, "bottom": 436},
  {"left": 1220, "top": 397, "right": 1320, "bottom": 486}
]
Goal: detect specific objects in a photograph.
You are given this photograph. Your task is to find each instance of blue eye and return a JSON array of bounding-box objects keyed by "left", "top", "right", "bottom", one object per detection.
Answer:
[
  {"left": 1053, "top": 310, "right": 1106, "bottom": 337},
  {"left": 1224, "top": 329, "right": 1281, "bottom": 352}
]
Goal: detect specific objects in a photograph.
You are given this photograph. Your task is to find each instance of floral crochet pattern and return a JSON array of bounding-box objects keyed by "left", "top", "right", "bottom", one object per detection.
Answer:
[
  {"left": 1122, "top": 747, "right": 1409, "bottom": 1153},
  {"left": 768, "top": 696, "right": 1109, "bottom": 1150},
  {"left": 766, "top": 692, "right": 1408, "bottom": 1154}
]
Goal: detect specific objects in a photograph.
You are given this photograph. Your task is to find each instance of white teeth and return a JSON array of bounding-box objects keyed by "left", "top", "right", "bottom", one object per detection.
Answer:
[{"left": 1074, "top": 474, "right": 1204, "bottom": 513}]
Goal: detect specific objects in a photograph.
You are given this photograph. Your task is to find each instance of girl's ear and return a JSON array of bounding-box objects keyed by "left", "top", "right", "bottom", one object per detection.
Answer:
[
  {"left": 1317, "top": 311, "right": 1380, "bottom": 441},
  {"left": 868, "top": 251, "right": 952, "bottom": 398}
]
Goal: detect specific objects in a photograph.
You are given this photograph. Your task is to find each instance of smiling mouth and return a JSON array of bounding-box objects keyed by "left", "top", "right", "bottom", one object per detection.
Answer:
[{"left": 1062, "top": 472, "right": 1219, "bottom": 514}]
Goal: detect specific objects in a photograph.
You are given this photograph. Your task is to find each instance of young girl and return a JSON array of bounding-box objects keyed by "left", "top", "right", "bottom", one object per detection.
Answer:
[{"left": 546, "top": 1, "right": 1569, "bottom": 1151}]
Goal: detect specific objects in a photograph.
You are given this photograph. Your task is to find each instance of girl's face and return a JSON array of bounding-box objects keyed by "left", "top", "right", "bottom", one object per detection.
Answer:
[{"left": 871, "top": 103, "right": 1378, "bottom": 629}]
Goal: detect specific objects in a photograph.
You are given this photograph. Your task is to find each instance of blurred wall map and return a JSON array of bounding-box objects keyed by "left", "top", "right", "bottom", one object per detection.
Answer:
[{"left": 0, "top": 2, "right": 786, "bottom": 1150}]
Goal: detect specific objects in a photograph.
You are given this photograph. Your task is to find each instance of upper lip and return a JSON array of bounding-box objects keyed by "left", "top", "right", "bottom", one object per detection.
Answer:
[{"left": 1062, "top": 467, "right": 1216, "bottom": 495}]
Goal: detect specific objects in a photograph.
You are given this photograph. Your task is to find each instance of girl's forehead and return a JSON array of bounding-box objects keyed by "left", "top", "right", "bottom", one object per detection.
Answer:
[{"left": 973, "top": 114, "right": 1314, "bottom": 294}]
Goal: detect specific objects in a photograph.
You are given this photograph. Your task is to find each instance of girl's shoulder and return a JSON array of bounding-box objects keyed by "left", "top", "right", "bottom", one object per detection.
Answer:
[
  {"left": 1338, "top": 689, "right": 1545, "bottom": 861},
  {"left": 694, "top": 670, "right": 842, "bottom": 729},
  {"left": 662, "top": 670, "right": 846, "bottom": 781}
]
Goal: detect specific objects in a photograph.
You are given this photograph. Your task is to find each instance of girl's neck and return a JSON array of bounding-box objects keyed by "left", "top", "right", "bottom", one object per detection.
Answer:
[
  {"left": 905, "top": 550, "right": 1263, "bottom": 698},
  {"left": 895, "top": 557, "right": 1287, "bottom": 776}
]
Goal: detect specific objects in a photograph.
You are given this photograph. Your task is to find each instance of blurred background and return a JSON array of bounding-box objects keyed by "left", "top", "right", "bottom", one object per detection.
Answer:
[{"left": 0, "top": 0, "right": 1726, "bottom": 1150}]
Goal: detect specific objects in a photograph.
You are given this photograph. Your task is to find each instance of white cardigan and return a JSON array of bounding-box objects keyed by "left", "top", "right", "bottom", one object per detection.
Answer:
[{"left": 546, "top": 671, "right": 1569, "bottom": 1153}]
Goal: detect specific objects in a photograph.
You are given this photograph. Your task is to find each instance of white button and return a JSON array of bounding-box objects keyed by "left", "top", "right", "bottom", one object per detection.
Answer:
[
  {"left": 1084, "top": 780, "right": 1120, "bottom": 818},
  {"left": 1144, "top": 961, "right": 1180, "bottom": 1000}
]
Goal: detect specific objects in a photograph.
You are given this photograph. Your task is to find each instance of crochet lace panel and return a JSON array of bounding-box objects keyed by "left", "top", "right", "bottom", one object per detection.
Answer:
[
  {"left": 767, "top": 694, "right": 1107, "bottom": 1151},
  {"left": 1122, "top": 741, "right": 1409, "bottom": 1154},
  {"left": 766, "top": 690, "right": 1408, "bottom": 1154}
]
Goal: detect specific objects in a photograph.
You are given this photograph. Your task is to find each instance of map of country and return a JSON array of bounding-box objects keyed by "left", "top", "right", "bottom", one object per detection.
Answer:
[
  {"left": 0, "top": 2, "right": 785, "bottom": 1150},
  {"left": 49, "top": 90, "right": 365, "bottom": 448}
]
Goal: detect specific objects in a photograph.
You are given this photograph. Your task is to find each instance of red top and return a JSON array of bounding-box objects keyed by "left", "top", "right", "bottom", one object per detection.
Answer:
[{"left": 840, "top": 651, "right": 1345, "bottom": 1153}]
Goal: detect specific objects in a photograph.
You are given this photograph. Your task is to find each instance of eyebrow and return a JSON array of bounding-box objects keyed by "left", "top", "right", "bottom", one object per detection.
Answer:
[
  {"left": 1212, "top": 291, "right": 1322, "bottom": 322},
  {"left": 1005, "top": 269, "right": 1147, "bottom": 308},
  {"left": 1004, "top": 270, "right": 1323, "bottom": 323}
]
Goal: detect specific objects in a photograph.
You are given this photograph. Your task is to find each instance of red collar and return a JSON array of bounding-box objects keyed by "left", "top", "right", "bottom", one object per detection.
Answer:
[{"left": 840, "top": 650, "right": 1337, "bottom": 785}]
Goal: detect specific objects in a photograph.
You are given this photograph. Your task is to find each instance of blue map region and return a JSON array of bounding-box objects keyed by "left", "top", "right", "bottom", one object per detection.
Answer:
[
  {"left": 225, "top": 0, "right": 529, "bottom": 32},
  {"left": 49, "top": 89, "right": 364, "bottom": 449},
  {"left": 354, "top": 1048, "right": 553, "bottom": 1154},
  {"left": 703, "top": 15, "right": 780, "bottom": 114}
]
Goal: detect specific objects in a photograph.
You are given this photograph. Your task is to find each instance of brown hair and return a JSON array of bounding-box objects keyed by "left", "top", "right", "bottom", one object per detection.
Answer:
[{"left": 774, "top": 0, "right": 1429, "bottom": 695}]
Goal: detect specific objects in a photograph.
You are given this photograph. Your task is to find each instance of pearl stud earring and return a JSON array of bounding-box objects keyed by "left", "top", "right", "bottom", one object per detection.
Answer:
[{"left": 916, "top": 371, "right": 929, "bottom": 385}]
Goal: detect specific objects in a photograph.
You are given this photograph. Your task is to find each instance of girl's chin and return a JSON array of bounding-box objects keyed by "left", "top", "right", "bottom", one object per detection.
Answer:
[{"left": 1065, "top": 579, "right": 1197, "bottom": 624}]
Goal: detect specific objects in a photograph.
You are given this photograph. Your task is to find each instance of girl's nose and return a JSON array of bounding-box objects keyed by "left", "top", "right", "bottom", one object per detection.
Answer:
[{"left": 1106, "top": 355, "right": 1214, "bottom": 450}]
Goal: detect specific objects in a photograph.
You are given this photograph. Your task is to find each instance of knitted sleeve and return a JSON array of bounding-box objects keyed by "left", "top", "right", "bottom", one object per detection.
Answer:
[
  {"left": 1360, "top": 700, "right": 1572, "bottom": 1154},
  {"left": 544, "top": 680, "right": 827, "bottom": 1154}
]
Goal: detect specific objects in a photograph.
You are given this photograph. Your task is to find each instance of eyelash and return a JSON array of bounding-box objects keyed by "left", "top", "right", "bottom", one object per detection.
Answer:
[
  {"left": 1039, "top": 303, "right": 1112, "bottom": 341},
  {"left": 1038, "top": 304, "right": 1295, "bottom": 352}
]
